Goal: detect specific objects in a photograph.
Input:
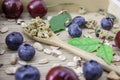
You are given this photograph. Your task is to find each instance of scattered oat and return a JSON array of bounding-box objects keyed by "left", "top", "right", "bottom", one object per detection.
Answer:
[
  {"left": 0, "top": 27, "right": 9, "bottom": 33},
  {"left": 78, "top": 7, "right": 87, "bottom": 15},
  {"left": 113, "top": 54, "right": 120, "bottom": 62},
  {"left": 73, "top": 67, "right": 83, "bottom": 76},
  {"left": 58, "top": 55, "right": 66, "bottom": 61},
  {"left": 16, "top": 19, "right": 25, "bottom": 25},
  {"left": 73, "top": 56, "right": 81, "bottom": 63},
  {"left": 50, "top": 46, "right": 60, "bottom": 50},
  {"left": 52, "top": 49, "right": 63, "bottom": 55},
  {"left": 85, "top": 19, "right": 97, "bottom": 29},
  {"left": 38, "top": 58, "right": 49, "bottom": 64},
  {"left": 43, "top": 48, "right": 52, "bottom": 55},
  {"left": 107, "top": 71, "right": 120, "bottom": 80},
  {"left": 67, "top": 62, "right": 77, "bottom": 67},
  {"left": 18, "top": 61, "right": 27, "bottom": 65},
  {"left": 10, "top": 54, "right": 17, "bottom": 65},
  {"left": 5, "top": 66, "right": 19, "bottom": 75},
  {"left": 0, "top": 49, "right": 6, "bottom": 55},
  {"left": 7, "top": 19, "right": 15, "bottom": 22},
  {"left": 52, "top": 63, "right": 61, "bottom": 67},
  {"left": 21, "top": 22, "right": 27, "bottom": 27},
  {"left": 33, "top": 42, "right": 43, "bottom": 51},
  {"left": 111, "top": 24, "right": 120, "bottom": 34}
]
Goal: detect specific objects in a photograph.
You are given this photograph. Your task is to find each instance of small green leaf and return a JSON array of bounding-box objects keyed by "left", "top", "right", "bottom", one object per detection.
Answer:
[
  {"left": 97, "top": 44, "right": 113, "bottom": 64},
  {"left": 49, "top": 13, "right": 72, "bottom": 33},
  {"left": 68, "top": 38, "right": 101, "bottom": 52}
]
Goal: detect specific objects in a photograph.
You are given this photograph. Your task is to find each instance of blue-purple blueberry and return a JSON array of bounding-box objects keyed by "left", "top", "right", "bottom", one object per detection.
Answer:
[
  {"left": 15, "top": 65, "right": 40, "bottom": 80},
  {"left": 68, "top": 23, "right": 82, "bottom": 38},
  {"left": 18, "top": 44, "right": 35, "bottom": 61},
  {"left": 72, "top": 16, "right": 86, "bottom": 27},
  {"left": 83, "top": 60, "right": 103, "bottom": 80},
  {"left": 101, "top": 17, "right": 113, "bottom": 30},
  {"left": 5, "top": 32, "right": 23, "bottom": 50}
]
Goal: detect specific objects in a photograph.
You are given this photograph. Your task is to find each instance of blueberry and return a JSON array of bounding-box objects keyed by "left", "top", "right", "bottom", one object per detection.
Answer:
[
  {"left": 15, "top": 65, "right": 40, "bottom": 80},
  {"left": 72, "top": 16, "right": 86, "bottom": 27},
  {"left": 83, "top": 60, "right": 103, "bottom": 80},
  {"left": 68, "top": 23, "right": 82, "bottom": 38},
  {"left": 18, "top": 44, "right": 35, "bottom": 61},
  {"left": 101, "top": 17, "right": 113, "bottom": 30},
  {"left": 5, "top": 32, "right": 23, "bottom": 50}
]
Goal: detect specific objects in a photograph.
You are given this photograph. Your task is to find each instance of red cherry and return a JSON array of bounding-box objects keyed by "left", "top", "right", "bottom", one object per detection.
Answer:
[
  {"left": 27, "top": 0, "right": 47, "bottom": 18},
  {"left": 46, "top": 66, "right": 79, "bottom": 80},
  {"left": 115, "top": 31, "right": 120, "bottom": 48},
  {"left": 2, "top": 0, "right": 23, "bottom": 18}
]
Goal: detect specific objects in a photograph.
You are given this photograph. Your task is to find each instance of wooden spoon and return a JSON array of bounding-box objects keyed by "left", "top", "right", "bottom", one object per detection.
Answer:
[{"left": 23, "top": 29, "right": 120, "bottom": 75}]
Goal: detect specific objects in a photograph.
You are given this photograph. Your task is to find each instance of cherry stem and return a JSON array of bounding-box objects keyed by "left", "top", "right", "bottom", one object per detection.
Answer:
[{"left": 47, "top": 3, "right": 74, "bottom": 8}]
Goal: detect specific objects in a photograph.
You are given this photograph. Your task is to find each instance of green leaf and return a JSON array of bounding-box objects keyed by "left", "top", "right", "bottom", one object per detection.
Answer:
[
  {"left": 49, "top": 13, "right": 71, "bottom": 33},
  {"left": 68, "top": 37, "right": 101, "bottom": 53},
  {"left": 97, "top": 44, "right": 113, "bottom": 64}
]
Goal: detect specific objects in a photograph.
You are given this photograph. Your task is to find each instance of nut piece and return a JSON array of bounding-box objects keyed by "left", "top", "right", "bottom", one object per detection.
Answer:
[
  {"left": 73, "top": 67, "right": 83, "bottom": 76},
  {"left": 52, "top": 49, "right": 63, "bottom": 56},
  {"left": 58, "top": 55, "right": 66, "bottom": 61},
  {"left": 78, "top": 7, "right": 87, "bottom": 15},
  {"left": 107, "top": 71, "right": 120, "bottom": 80},
  {"left": 5, "top": 66, "right": 19, "bottom": 75},
  {"left": 0, "top": 27, "right": 9, "bottom": 33},
  {"left": 10, "top": 54, "right": 17, "bottom": 65},
  {"left": 38, "top": 58, "right": 49, "bottom": 64},
  {"left": 33, "top": 42, "right": 43, "bottom": 51},
  {"left": 43, "top": 48, "right": 52, "bottom": 55}
]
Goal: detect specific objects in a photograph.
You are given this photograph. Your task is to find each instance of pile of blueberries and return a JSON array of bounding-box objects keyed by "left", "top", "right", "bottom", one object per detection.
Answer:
[
  {"left": 5, "top": 15, "right": 114, "bottom": 80},
  {"left": 67, "top": 16, "right": 114, "bottom": 38}
]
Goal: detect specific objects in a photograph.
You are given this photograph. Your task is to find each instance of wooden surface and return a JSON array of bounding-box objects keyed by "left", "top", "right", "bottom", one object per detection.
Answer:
[{"left": 0, "top": 12, "right": 119, "bottom": 80}]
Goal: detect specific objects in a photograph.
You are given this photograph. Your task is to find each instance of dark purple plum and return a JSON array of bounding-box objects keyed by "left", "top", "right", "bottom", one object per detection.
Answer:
[
  {"left": 46, "top": 66, "right": 79, "bottom": 80},
  {"left": 18, "top": 44, "right": 35, "bottom": 61},
  {"left": 68, "top": 23, "right": 82, "bottom": 38},
  {"left": 83, "top": 60, "right": 103, "bottom": 80},
  {"left": 101, "top": 17, "right": 113, "bottom": 30},
  {"left": 71, "top": 16, "right": 86, "bottom": 27},
  {"left": 15, "top": 65, "right": 40, "bottom": 80},
  {"left": 5, "top": 32, "right": 23, "bottom": 50}
]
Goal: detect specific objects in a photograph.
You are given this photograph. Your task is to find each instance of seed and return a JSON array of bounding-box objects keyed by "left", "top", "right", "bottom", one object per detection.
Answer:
[
  {"left": 10, "top": 54, "right": 17, "bottom": 65},
  {"left": 33, "top": 42, "right": 43, "bottom": 51},
  {"left": 0, "top": 27, "right": 9, "bottom": 33},
  {"left": 38, "top": 58, "right": 49, "bottom": 64},
  {"left": 67, "top": 62, "right": 77, "bottom": 67},
  {"left": 18, "top": 61, "right": 27, "bottom": 65},
  {"left": 43, "top": 48, "right": 52, "bottom": 55},
  {"left": 58, "top": 55, "right": 66, "bottom": 61},
  {"left": 5, "top": 66, "right": 19, "bottom": 75}
]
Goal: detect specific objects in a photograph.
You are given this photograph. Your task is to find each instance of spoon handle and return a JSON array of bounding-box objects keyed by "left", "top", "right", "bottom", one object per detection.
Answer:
[{"left": 52, "top": 36, "right": 120, "bottom": 75}]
